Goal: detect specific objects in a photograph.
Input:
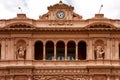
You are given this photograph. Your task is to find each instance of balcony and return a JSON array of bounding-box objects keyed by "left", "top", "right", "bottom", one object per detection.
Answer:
[{"left": 0, "top": 60, "right": 120, "bottom": 67}]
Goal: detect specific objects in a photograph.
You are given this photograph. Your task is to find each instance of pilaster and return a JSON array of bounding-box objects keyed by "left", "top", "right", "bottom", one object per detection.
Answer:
[
  {"left": 115, "top": 39, "right": 119, "bottom": 60},
  {"left": 1, "top": 39, "right": 6, "bottom": 60},
  {"left": 26, "top": 38, "right": 32, "bottom": 60},
  {"left": 106, "top": 38, "right": 111, "bottom": 60},
  {"left": 88, "top": 38, "right": 93, "bottom": 60}
]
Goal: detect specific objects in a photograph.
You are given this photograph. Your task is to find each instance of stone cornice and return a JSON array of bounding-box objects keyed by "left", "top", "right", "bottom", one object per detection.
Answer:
[{"left": 0, "top": 27, "right": 120, "bottom": 34}]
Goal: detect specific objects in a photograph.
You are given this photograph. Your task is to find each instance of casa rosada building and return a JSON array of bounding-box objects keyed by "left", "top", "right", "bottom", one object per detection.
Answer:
[{"left": 1, "top": 1, "right": 120, "bottom": 80}]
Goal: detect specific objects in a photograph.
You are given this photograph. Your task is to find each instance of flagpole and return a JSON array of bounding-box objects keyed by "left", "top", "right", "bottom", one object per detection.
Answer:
[
  {"left": 18, "top": 7, "right": 23, "bottom": 13},
  {"left": 99, "top": 5, "right": 103, "bottom": 14}
]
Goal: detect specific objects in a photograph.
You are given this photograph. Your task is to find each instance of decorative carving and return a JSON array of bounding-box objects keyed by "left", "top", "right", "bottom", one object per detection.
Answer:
[
  {"left": 33, "top": 75, "right": 90, "bottom": 80},
  {"left": 33, "top": 69, "right": 88, "bottom": 75},
  {"left": 10, "top": 69, "right": 31, "bottom": 74},
  {"left": 33, "top": 75, "right": 48, "bottom": 80},
  {"left": 89, "top": 69, "right": 110, "bottom": 74},
  {"left": 112, "top": 70, "right": 120, "bottom": 74},
  {"left": 74, "top": 75, "right": 89, "bottom": 80},
  {"left": 0, "top": 70, "right": 8, "bottom": 75},
  {"left": 93, "top": 75, "right": 107, "bottom": 80},
  {"left": 0, "top": 76, "right": 5, "bottom": 80},
  {"left": 14, "top": 76, "right": 27, "bottom": 80}
]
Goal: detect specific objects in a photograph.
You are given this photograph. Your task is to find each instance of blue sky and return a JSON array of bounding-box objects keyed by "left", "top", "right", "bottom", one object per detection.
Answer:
[{"left": 0, "top": 0, "right": 120, "bottom": 19}]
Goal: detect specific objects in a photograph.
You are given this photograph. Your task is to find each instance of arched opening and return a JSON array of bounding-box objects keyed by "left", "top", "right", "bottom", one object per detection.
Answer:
[
  {"left": 46, "top": 41, "right": 54, "bottom": 60},
  {"left": 34, "top": 41, "right": 43, "bottom": 60},
  {"left": 78, "top": 41, "right": 87, "bottom": 60},
  {"left": 56, "top": 41, "right": 65, "bottom": 60},
  {"left": 67, "top": 41, "right": 76, "bottom": 60}
]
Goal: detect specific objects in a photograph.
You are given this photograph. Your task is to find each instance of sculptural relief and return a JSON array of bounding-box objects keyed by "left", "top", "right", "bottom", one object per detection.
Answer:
[
  {"left": 94, "top": 46, "right": 105, "bottom": 59},
  {"left": 16, "top": 40, "right": 26, "bottom": 60},
  {"left": 17, "top": 46, "right": 26, "bottom": 59}
]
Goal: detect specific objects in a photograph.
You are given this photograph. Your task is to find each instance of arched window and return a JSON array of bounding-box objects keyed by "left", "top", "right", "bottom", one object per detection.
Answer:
[
  {"left": 56, "top": 41, "right": 65, "bottom": 60},
  {"left": 34, "top": 41, "right": 43, "bottom": 60},
  {"left": 78, "top": 41, "right": 87, "bottom": 60},
  {"left": 46, "top": 41, "right": 54, "bottom": 60},
  {"left": 67, "top": 41, "right": 76, "bottom": 60}
]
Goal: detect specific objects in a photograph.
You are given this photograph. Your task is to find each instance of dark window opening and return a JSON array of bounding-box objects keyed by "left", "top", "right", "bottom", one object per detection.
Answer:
[
  {"left": 78, "top": 41, "right": 87, "bottom": 60},
  {"left": 56, "top": 41, "right": 65, "bottom": 60},
  {"left": 67, "top": 41, "right": 76, "bottom": 60},
  {"left": 46, "top": 41, "right": 54, "bottom": 60},
  {"left": 34, "top": 41, "right": 43, "bottom": 60}
]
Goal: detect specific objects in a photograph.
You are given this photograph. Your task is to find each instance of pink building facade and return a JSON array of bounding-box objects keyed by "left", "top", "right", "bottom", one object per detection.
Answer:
[{"left": 0, "top": 1, "right": 120, "bottom": 80}]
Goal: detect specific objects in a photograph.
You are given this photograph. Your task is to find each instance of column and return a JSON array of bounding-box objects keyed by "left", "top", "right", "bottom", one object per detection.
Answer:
[
  {"left": 1, "top": 39, "right": 5, "bottom": 60},
  {"left": 43, "top": 44, "right": 46, "bottom": 60},
  {"left": 54, "top": 44, "right": 56, "bottom": 61},
  {"left": 65, "top": 44, "right": 67, "bottom": 60},
  {"left": 106, "top": 38, "right": 111, "bottom": 60},
  {"left": 115, "top": 39, "right": 119, "bottom": 60},
  {"left": 76, "top": 45, "right": 78, "bottom": 60}
]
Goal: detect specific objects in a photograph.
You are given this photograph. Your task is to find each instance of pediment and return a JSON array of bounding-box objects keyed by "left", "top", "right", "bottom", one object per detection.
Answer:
[
  {"left": 5, "top": 22, "right": 35, "bottom": 28},
  {"left": 85, "top": 22, "right": 116, "bottom": 28},
  {"left": 48, "top": 1, "right": 74, "bottom": 9}
]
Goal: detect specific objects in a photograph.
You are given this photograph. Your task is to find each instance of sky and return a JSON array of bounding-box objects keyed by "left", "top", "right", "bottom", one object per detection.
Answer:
[{"left": 0, "top": 0, "right": 120, "bottom": 20}]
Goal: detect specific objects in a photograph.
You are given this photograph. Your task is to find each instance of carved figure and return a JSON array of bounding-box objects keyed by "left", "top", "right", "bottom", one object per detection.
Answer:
[
  {"left": 95, "top": 46, "right": 105, "bottom": 59},
  {"left": 17, "top": 46, "right": 26, "bottom": 59}
]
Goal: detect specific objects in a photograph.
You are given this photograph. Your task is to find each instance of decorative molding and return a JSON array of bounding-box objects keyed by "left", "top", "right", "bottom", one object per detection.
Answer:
[
  {"left": 93, "top": 75, "right": 107, "bottom": 80},
  {"left": 89, "top": 69, "right": 111, "bottom": 74},
  {"left": 112, "top": 70, "right": 120, "bottom": 75},
  {"left": 0, "top": 70, "right": 8, "bottom": 75},
  {"left": 33, "top": 75, "right": 89, "bottom": 80},
  {"left": 33, "top": 69, "right": 88, "bottom": 75},
  {"left": 10, "top": 69, "right": 32, "bottom": 75}
]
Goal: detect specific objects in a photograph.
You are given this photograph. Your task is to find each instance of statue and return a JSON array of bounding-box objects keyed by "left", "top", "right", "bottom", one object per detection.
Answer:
[
  {"left": 16, "top": 46, "right": 26, "bottom": 59},
  {"left": 95, "top": 46, "right": 105, "bottom": 59}
]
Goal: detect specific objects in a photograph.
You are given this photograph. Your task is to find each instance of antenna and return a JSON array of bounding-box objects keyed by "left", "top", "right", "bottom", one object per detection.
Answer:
[
  {"left": 98, "top": 5, "right": 103, "bottom": 14},
  {"left": 18, "top": 7, "right": 23, "bottom": 13}
]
